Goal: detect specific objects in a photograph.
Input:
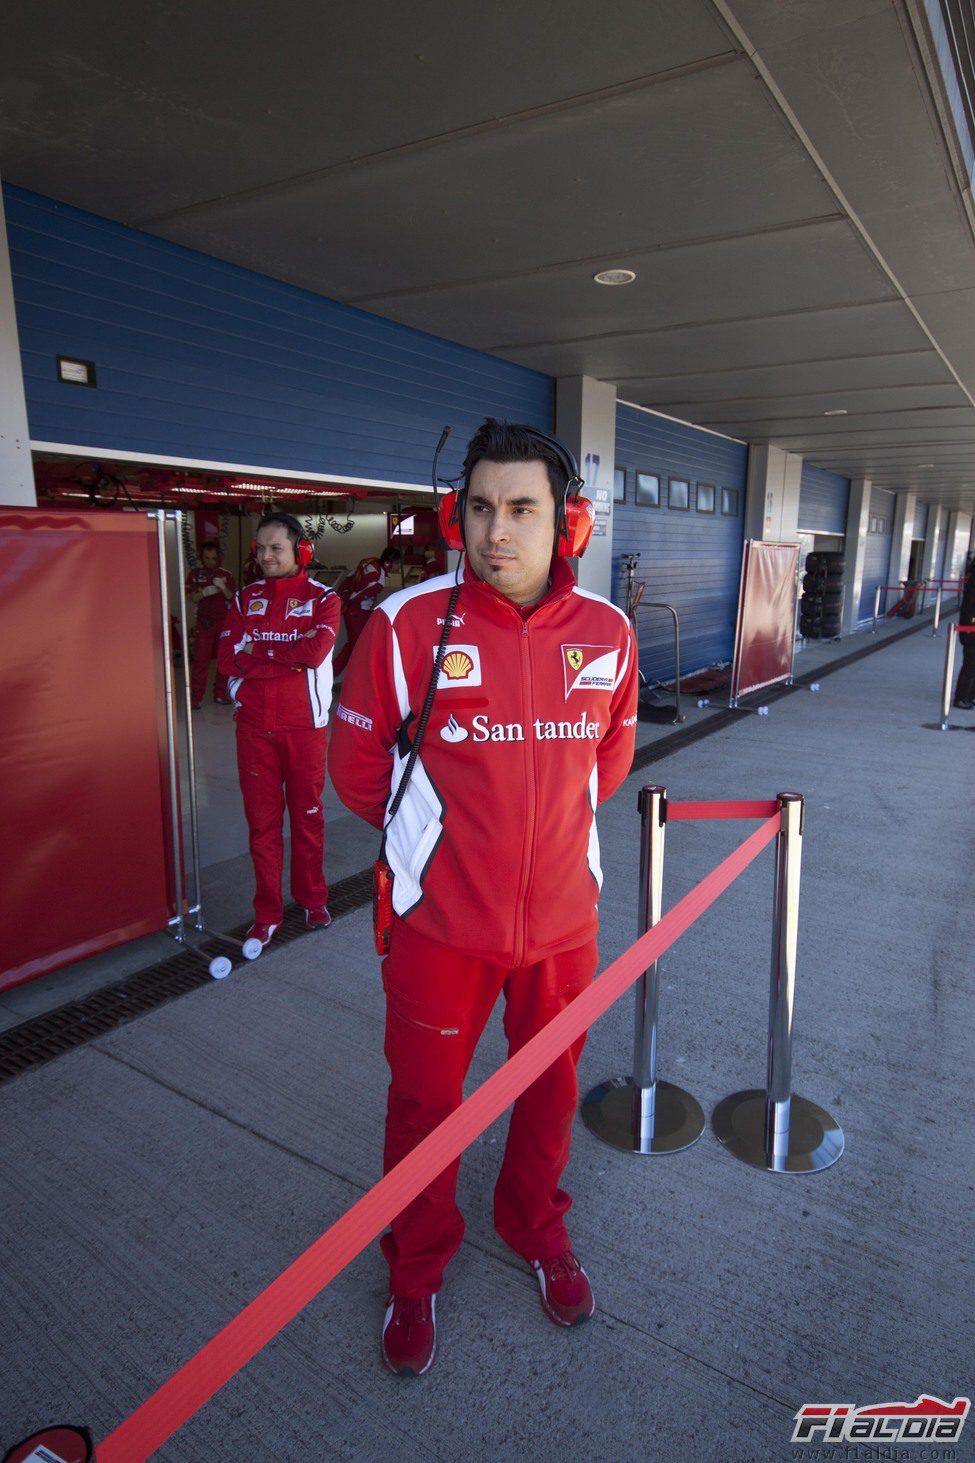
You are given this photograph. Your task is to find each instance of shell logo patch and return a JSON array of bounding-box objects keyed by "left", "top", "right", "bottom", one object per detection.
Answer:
[
  {"left": 443, "top": 651, "right": 473, "bottom": 680},
  {"left": 247, "top": 598, "right": 269, "bottom": 616},
  {"left": 286, "top": 598, "right": 314, "bottom": 618},
  {"left": 562, "top": 643, "right": 618, "bottom": 696},
  {"left": 433, "top": 643, "right": 482, "bottom": 688}
]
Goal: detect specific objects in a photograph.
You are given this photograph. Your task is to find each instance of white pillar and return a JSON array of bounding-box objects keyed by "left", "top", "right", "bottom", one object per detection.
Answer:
[
  {"left": 947, "top": 512, "right": 972, "bottom": 581},
  {"left": 889, "top": 492, "right": 916, "bottom": 583},
  {"left": 555, "top": 375, "right": 617, "bottom": 598},
  {"left": 920, "top": 505, "right": 944, "bottom": 582},
  {"left": 945, "top": 512, "right": 962, "bottom": 582},
  {"left": 842, "top": 477, "right": 872, "bottom": 633},
  {"left": 0, "top": 180, "right": 35, "bottom": 505},
  {"left": 743, "top": 444, "right": 802, "bottom": 542}
]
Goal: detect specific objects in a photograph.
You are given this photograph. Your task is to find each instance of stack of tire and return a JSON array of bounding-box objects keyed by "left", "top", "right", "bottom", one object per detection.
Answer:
[{"left": 800, "top": 551, "right": 845, "bottom": 639}]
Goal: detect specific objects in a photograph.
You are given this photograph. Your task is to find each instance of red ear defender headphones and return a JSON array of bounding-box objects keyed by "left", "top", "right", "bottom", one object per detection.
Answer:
[
  {"left": 252, "top": 512, "right": 314, "bottom": 567},
  {"left": 434, "top": 425, "right": 595, "bottom": 559}
]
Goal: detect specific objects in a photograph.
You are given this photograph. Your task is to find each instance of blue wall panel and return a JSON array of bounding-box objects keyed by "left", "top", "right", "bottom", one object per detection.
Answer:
[
  {"left": 858, "top": 487, "right": 895, "bottom": 620},
  {"left": 613, "top": 403, "right": 747, "bottom": 680},
  {"left": 4, "top": 185, "right": 553, "bottom": 485},
  {"left": 798, "top": 463, "right": 849, "bottom": 535},
  {"left": 913, "top": 500, "right": 929, "bottom": 540}
]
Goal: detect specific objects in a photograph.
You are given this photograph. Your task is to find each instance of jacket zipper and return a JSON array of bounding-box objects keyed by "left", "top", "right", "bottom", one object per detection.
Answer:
[{"left": 514, "top": 617, "right": 537, "bottom": 965}]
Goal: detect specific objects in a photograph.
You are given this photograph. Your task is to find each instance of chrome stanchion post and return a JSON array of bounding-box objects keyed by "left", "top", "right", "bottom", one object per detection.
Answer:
[
  {"left": 170, "top": 509, "right": 205, "bottom": 927},
  {"left": 872, "top": 584, "right": 881, "bottom": 634},
  {"left": 941, "top": 624, "right": 958, "bottom": 731},
  {"left": 712, "top": 792, "right": 844, "bottom": 1174},
  {"left": 670, "top": 607, "right": 684, "bottom": 724},
  {"left": 153, "top": 511, "right": 187, "bottom": 942},
  {"left": 582, "top": 784, "right": 704, "bottom": 1154},
  {"left": 932, "top": 585, "right": 943, "bottom": 636}
]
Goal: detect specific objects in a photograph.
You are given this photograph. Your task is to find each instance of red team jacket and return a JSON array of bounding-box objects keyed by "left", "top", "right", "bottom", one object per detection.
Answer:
[
  {"left": 217, "top": 571, "right": 341, "bottom": 730},
  {"left": 339, "top": 556, "right": 386, "bottom": 612},
  {"left": 328, "top": 558, "right": 639, "bottom": 964},
  {"left": 185, "top": 565, "right": 235, "bottom": 629}
]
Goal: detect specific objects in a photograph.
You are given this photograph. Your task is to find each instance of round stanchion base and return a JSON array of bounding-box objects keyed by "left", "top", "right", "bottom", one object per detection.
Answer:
[
  {"left": 711, "top": 1089, "right": 844, "bottom": 1174},
  {"left": 581, "top": 1077, "right": 705, "bottom": 1155}
]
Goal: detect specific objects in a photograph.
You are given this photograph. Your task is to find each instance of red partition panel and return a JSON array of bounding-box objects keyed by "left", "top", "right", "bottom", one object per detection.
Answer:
[
  {"left": 731, "top": 541, "right": 800, "bottom": 701},
  {"left": 0, "top": 510, "right": 173, "bottom": 989}
]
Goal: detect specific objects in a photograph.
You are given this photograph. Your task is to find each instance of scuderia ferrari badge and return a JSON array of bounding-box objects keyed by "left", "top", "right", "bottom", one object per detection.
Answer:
[{"left": 562, "top": 644, "right": 618, "bottom": 696}]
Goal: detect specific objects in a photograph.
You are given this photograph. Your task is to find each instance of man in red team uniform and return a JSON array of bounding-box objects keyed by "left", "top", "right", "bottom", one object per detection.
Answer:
[
  {"left": 329, "top": 420, "right": 638, "bottom": 1377},
  {"left": 185, "top": 540, "right": 236, "bottom": 708},
  {"left": 333, "top": 545, "right": 398, "bottom": 675},
  {"left": 217, "top": 513, "right": 341, "bottom": 947}
]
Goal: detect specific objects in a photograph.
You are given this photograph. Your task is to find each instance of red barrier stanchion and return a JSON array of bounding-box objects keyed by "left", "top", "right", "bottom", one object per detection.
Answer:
[
  {"left": 582, "top": 785, "right": 705, "bottom": 1155},
  {"left": 712, "top": 793, "right": 844, "bottom": 1173}
]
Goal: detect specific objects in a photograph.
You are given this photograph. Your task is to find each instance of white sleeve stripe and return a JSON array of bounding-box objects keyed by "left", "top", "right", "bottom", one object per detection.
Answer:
[
  {"left": 379, "top": 565, "right": 464, "bottom": 625},
  {"left": 613, "top": 634, "right": 631, "bottom": 691},
  {"left": 390, "top": 627, "right": 411, "bottom": 722},
  {"left": 571, "top": 584, "right": 631, "bottom": 625}
]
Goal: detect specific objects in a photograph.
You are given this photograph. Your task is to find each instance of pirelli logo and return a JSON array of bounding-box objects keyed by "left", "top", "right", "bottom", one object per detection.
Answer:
[{"left": 337, "top": 703, "right": 373, "bottom": 732}]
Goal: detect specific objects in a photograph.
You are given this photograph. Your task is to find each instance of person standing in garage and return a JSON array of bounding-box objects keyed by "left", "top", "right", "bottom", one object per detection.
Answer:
[
  {"left": 217, "top": 512, "right": 341, "bottom": 947},
  {"left": 185, "top": 540, "right": 236, "bottom": 709},
  {"left": 333, "top": 544, "right": 399, "bottom": 676}
]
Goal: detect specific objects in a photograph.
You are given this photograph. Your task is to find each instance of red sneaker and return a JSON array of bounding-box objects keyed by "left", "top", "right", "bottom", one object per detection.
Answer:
[
  {"left": 242, "top": 923, "right": 278, "bottom": 959},
  {"left": 530, "top": 1252, "right": 595, "bottom": 1327},
  {"left": 381, "top": 1294, "right": 437, "bottom": 1377},
  {"left": 304, "top": 906, "right": 332, "bottom": 930}
]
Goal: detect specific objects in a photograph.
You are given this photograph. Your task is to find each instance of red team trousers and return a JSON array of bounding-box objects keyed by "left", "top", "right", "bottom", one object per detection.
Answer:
[
  {"left": 380, "top": 917, "right": 598, "bottom": 1297},
  {"left": 190, "top": 624, "right": 229, "bottom": 704},
  {"left": 235, "top": 721, "right": 329, "bottom": 925},
  {"left": 333, "top": 603, "right": 371, "bottom": 676}
]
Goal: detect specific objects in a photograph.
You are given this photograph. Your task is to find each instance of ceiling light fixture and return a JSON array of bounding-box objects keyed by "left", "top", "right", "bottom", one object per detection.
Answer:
[
  {"left": 823, "top": 408, "right": 848, "bottom": 416},
  {"left": 916, "top": 463, "right": 934, "bottom": 468},
  {"left": 593, "top": 268, "right": 636, "bottom": 286}
]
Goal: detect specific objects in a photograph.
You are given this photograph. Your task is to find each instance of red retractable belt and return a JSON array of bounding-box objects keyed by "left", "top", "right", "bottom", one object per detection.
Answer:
[
  {"left": 97, "top": 812, "right": 781, "bottom": 1462},
  {"left": 667, "top": 799, "right": 778, "bottom": 821}
]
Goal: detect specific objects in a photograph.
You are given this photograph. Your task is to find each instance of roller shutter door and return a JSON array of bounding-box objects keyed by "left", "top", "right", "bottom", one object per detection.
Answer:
[
  {"left": 858, "top": 487, "right": 895, "bottom": 621},
  {"left": 798, "top": 464, "right": 849, "bottom": 538},
  {"left": 913, "top": 501, "right": 929, "bottom": 541},
  {"left": 613, "top": 403, "right": 747, "bottom": 681}
]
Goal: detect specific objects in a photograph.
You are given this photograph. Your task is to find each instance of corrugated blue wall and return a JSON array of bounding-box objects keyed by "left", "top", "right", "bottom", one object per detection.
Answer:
[
  {"left": 913, "top": 500, "right": 929, "bottom": 540},
  {"left": 858, "top": 486, "right": 895, "bottom": 620},
  {"left": 4, "top": 185, "right": 553, "bottom": 485},
  {"left": 613, "top": 403, "right": 747, "bottom": 679},
  {"left": 798, "top": 463, "right": 849, "bottom": 535}
]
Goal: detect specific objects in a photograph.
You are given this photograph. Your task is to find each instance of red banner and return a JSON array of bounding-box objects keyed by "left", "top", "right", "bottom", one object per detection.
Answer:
[
  {"left": 731, "top": 541, "right": 799, "bottom": 701},
  {"left": 0, "top": 511, "right": 174, "bottom": 989}
]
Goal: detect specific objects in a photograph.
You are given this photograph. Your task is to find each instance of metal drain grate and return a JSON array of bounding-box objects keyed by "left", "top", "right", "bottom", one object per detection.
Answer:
[{"left": 0, "top": 867, "right": 374, "bottom": 1086}]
